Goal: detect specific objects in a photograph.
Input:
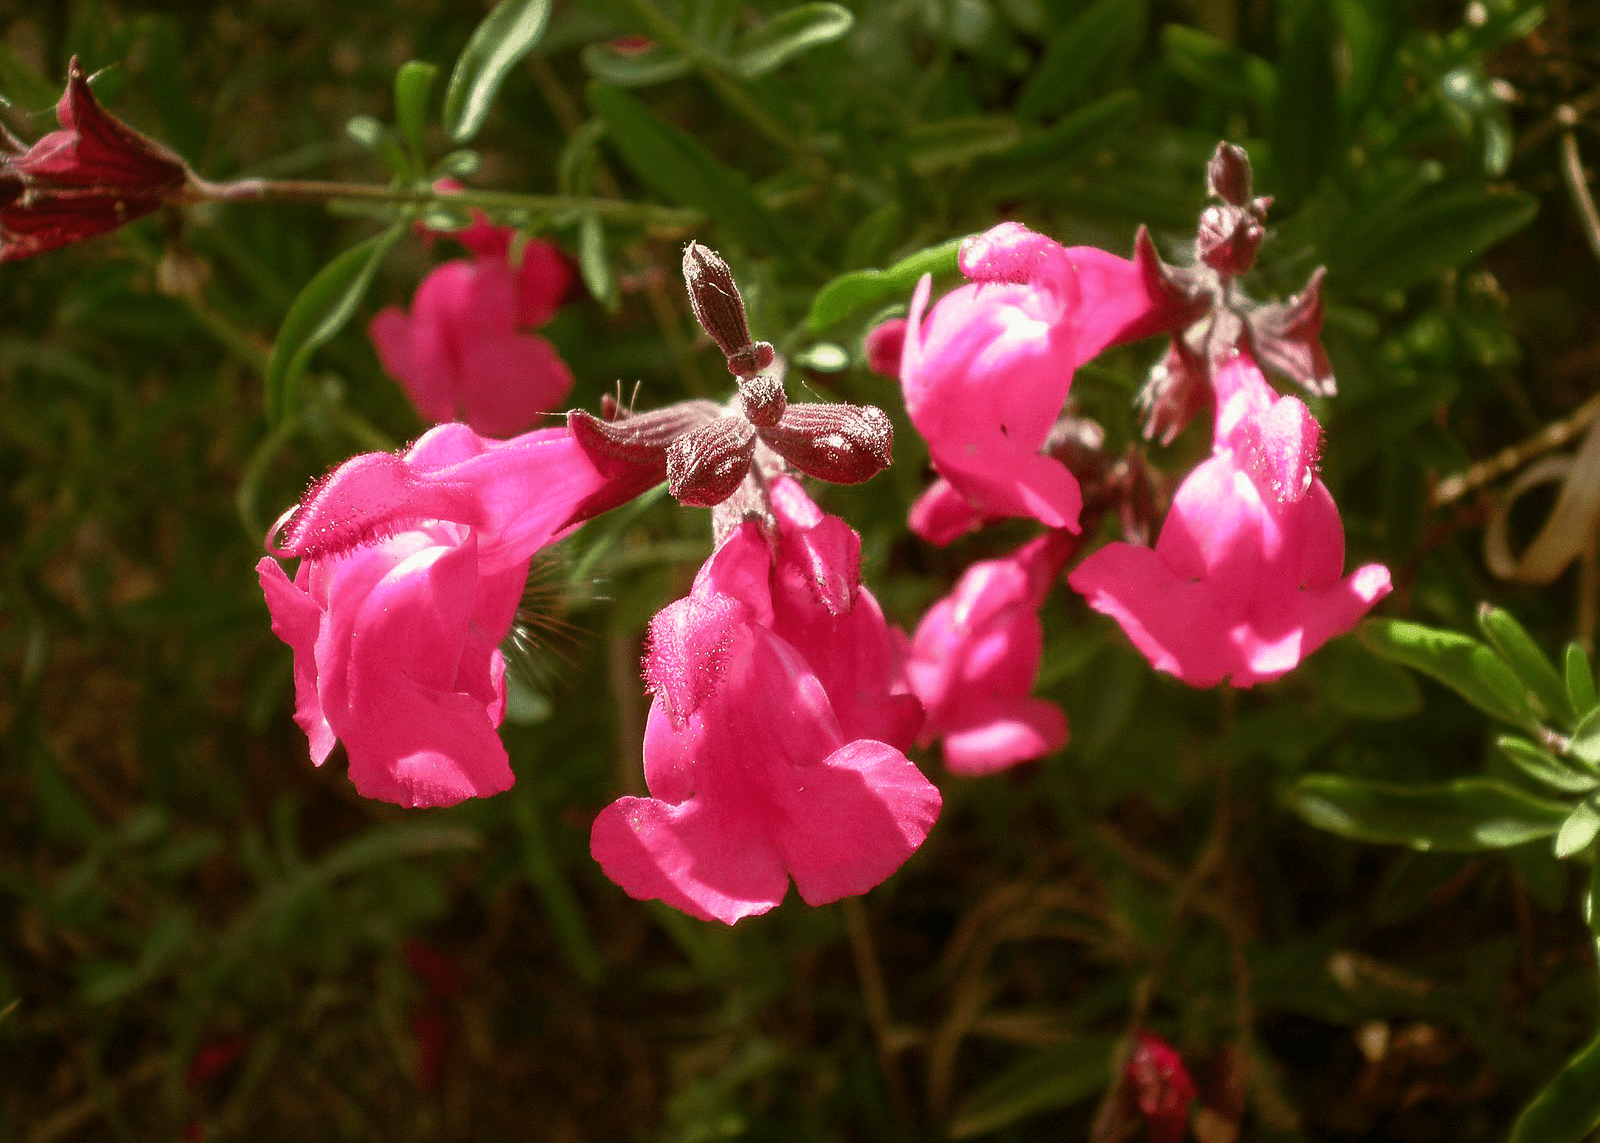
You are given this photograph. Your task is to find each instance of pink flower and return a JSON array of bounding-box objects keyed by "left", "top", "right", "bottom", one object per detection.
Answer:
[
  {"left": 370, "top": 229, "right": 575, "bottom": 439},
  {"left": 1068, "top": 353, "right": 1391, "bottom": 687},
  {"left": 1123, "top": 1032, "right": 1198, "bottom": 1143},
  {"left": 590, "top": 491, "right": 939, "bottom": 924},
  {"left": 259, "top": 423, "right": 618, "bottom": 806},
  {"left": 864, "top": 317, "right": 907, "bottom": 379},
  {"left": 907, "top": 532, "right": 1071, "bottom": 774},
  {"left": 900, "top": 223, "right": 1202, "bottom": 532},
  {"left": 0, "top": 57, "right": 196, "bottom": 262}
]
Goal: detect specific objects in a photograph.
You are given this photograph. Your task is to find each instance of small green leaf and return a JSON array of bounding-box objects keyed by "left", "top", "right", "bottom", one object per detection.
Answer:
[
  {"left": 580, "top": 41, "right": 692, "bottom": 87},
  {"left": 1015, "top": 0, "right": 1144, "bottom": 120},
  {"left": 899, "top": 117, "right": 1022, "bottom": 175},
  {"left": 1498, "top": 736, "right": 1600, "bottom": 795},
  {"left": 793, "top": 342, "right": 847, "bottom": 372},
  {"left": 1289, "top": 775, "right": 1570, "bottom": 851},
  {"left": 265, "top": 226, "right": 406, "bottom": 427},
  {"left": 1160, "top": 24, "right": 1276, "bottom": 110},
  {"left": 949, "top": 1038, "right": 1117, "bottom": 1138},
  {"left": 589, "top": 83, "right": 782, "bottom": 252},
  {"left": 345, "top": 114, "right": 410, "bottom": 176},
  {"left": 1555, "top": 801, "right": 1600, "bottom": 859},
  {"left": 804, "top": 238, "right": 964, "bottom": 333},
  {"left": 394, "top": 60, "right": 439, "bottom": 162},
  {"left": 1571, "top": 709, "right": 1600, "bottom": 769},
  {"left": 1358, "top": 618, "right": 1536, "bottom": 728},
  {"left": 732, "top": 3, "right": 854, "bottom": 78},
  {"left": 982, "top": 90, "right": 1141, "bottom": 172},
  {"left": 1477, "top": 604, "right": 1574, "bottom": 727},
  {"left": 1511, "top": 1027, "right": 1600, "bottom": 1143},
  {"left": 1587, "top": 858, "right": 1600, "bottom": 935},
  {"left": 1568, "top": 643, "right": 1597, "bottom": 717},
  {"left": 578, "top": 212, "right": 618, "bottom": 312},
  {"left": 842, "top": 201, "right": 903, "bottom": 271},
  {"left": 1335, "top": 186, "right": 1538, "bottom": 296},
  {"left": 443, "top": 0, "right": 553, "bottom": 143},
  {"left": 1270, "top": 0, "right": 1341, "bottom": 205}
]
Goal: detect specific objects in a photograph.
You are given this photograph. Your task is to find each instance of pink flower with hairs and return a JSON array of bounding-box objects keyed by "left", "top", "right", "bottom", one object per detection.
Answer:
[
  {"left": 370, "top": 225, "right": 575, "bottom": 439},
  {"left": 258, "top": 423, "right": 617, "bottom": 806},
  {"left": 591, "top": 486, "right": 939, "bottom": 923},
  {"left": 908, "top": 532, "right": 1071, "bottom": 774},
  {"left": 1068, "top": 353, "right": 1390, "bottom": 687},
  {"left": 900, "top": 222, "right": 1203, "bottom": 534}
]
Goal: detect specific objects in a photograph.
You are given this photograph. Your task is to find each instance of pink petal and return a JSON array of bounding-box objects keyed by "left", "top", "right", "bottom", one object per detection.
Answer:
[
  {"left": 455, "top": 331, "right": 573, "bottom": 438},
  {"left": 256, "top": 557, "right": 336, "bottom": 764},
  {"left": 513, "top": 239, "right": 575, "bottom": 328},
  {"left": 908, "top": 477, "right": 991, "bottom": 546},
  {"left": 943, "top": 700, "right": 1068, "bottom": 776}
]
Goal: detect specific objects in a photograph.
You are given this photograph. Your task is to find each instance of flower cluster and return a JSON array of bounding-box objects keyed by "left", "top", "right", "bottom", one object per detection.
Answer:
[{"left": 257, "top": 142, "right": 1389, "bottom": 922}]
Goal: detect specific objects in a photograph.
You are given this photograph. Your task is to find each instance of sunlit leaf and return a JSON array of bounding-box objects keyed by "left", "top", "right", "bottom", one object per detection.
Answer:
[
  {"left": 1290, "top": 775, "right": 1569, "bottom": 851},
  {"left": 1512, "top": 1028, "right": 1600, "bottom": 1143},
  {"left": 1358, "top": 618, "right": 1535, "bottom": 728},
  {"left": 443, "top": 0, "right": 553, "bottom": 143},
  {"left": 732, "top": 3, "right": 854, "bottom": 79},
  {"left": 804, "top": 238, "right": 964, "bottom": 332}
]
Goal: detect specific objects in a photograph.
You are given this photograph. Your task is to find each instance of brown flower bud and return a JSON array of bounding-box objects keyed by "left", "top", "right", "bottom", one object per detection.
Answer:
[
  {"left": 758, "top": 403, "right": 893, "bottom": 485},
  {"left": 1196, "top": 204, "right": 1265, "bottom": 276},
  {"left": 1207, "top": 142, "right": 1254, "bottom": 207},
  {"left": 567, "top": 401, "right": 718, "bottom": 478},
  {"left": 737, "top": 370, "right": 786, "bottom": 427},
  {"left": 666, "top": 416, "right": 758, "bottom": 507}
]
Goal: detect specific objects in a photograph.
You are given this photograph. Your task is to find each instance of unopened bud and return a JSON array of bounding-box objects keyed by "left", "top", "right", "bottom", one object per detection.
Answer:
[
  {"left": 1207, "top": 142, "right": 1253, "bottom": 206},
  {"left": 758, "top": 403, "right": 893, "bottom": 485},
  {"left": 1196, "top": 204, "right": 1264, "bottom": 276},
  {"left": 737, "top": 370, "right": 786, "bottom": 427},
  {"left": 666, "top": 416, "right": 758, "bottom": 507},
  {"left": 682, "top": 241, "right": 774, "bottom": 378}
]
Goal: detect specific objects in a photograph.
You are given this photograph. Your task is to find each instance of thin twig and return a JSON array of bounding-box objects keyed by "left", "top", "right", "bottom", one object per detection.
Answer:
[
  {"left": 1559, "top": 109, "right": 1600, "bottom": 263},
  {"left": 1430, "top": 389, "right": 1600, "bottom": 508},
  {"left": 844, "top": 896, "right": 914, "bottom": 1132}
]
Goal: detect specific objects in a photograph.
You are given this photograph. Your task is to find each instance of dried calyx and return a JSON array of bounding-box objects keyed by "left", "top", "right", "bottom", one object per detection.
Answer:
[
  {"left": 1133, "top": 142, "right": 1335, "bottom": 443},
  {"left": 570, "top": 242, "right": 894, "bottom": 511}
]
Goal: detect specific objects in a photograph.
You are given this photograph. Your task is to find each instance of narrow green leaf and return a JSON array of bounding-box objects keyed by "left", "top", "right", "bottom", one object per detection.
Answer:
[
  {"left": 1587, "top": 858, "right": 1600, "bottom": 935},
  {"left": 580, "top": 41, "right": 692, "bottom": 87},
  {"left": 1556, "top": 801, "right": 1600, "bottom": 859},
  {"left": 1511, "top": 1027, "right": 1600, "bottom": 1143},
  {"left": 1335, "top": 186, "right": 1538, "bottom": 296},
  {"left": 1571, "top": 708, "right": 1600, "bottom": 769},
  {"left": 899, "top": 117, "right": 1021, "bottom": 175},
  {"left": 394, "top": 60, "right": 439, "bottom": 162},
  {"left": 949, "top": 1038, "right": 1117, "bottom": 1139},
  {"left": 1270, "top": 0, "right": 1340, "bottom": 205},
  {"left": 1358, "top": 618, "right": 1536, "bottom": 728},
  {"left": 443, "top": 0, "right": 553, "bottom": 143},
  {"left": 578, "top": 212, "right": 618, "bottom": 312},
  {"left": 1016, "top": 0, "right": 1144, "bottom": 120},
  {"left": 804, "top": 238, "right": 964, "bottom": 333},
  {"left": 1289, "top": 775, "right": 1570, "bottom": 851},
  {"left": 732, "top": 3, "right": 854, "bottom": 79},
  {"left": 264, "top": 226, "right": 405, "bottom": 427},
  {"left": 1478, "top": 604, "right": 1575, "bottom": 727},
  {"left": 842, "top": 201, "right": 903, "bottom": 270},
  {"left": 984, "top": 90, "right": 1141, "bottom": 170},
  {"left": 1568, "top": 643, "right": 1597, "bottom": 717},
  {"left": 1498, "top": 736, "right": 1600, "bottom": 795},
  {"left": 345, "top": 114, "right": 410, "bottom": 177},
  {"left": 1316, "top": 636, "right": 1423, "bottom": 720},
  {"left": 589, "top": 83, "right": 785, "bottom": 253},
  {"left": 1160, "top": 24, "right": 1276, "bottom": 110}
]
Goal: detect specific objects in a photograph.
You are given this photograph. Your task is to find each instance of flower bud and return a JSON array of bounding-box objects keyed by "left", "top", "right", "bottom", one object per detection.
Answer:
[
  {"left": 1196, "top": 203, "right": 1264, "bottom": 276},
  {"left": 1206, "top": 142, "right": 1253, "bottom": 206},
  {"left": 737, "top": 370, "right": 786, "bottom": 427},
  {"left": 758, "top": 403, "right": 893, "bottom": 485},
  {"left": 666, "top": 416, "right": 758, "bottom": 506},
  {"left": 567, "top": 401, "right": 719, "bottom": 478}
]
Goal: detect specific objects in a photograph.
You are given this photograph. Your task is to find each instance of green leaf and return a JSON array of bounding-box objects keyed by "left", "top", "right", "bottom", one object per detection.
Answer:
[
  {"left": 580, "top": 40, "right": 692, "bottom": 87},
  {"left": 899, "top": 117, "right": 1022, "bottom": 175},
  {"left": 1335, "top": 186, "right": 1538, "bottom": 296},
  {"left": 443, "top": 0, "right": 553, "bottom": 143},
  {"left": 1511, "top": 1027, "right": 1600, "bottom": 1143},
  {"left": 1316, "top": 636, "right": 1423, "bottom": 720},
  {"left": 983, "top": 90, "right": 1141, "bottom": 171},
  {"left": 1555, "top": 801, "right": 1600, "bottom": 859},
  {"left": 1358, "top": 618, "right": 1536, "bottom": 728},
  {"left": 1289, "top": 775, "right": 1571, "bottom": 851},
  {"left": 1572, "top": 708, "right": 1600, "bottom": 769},
  {"left": 1160, "top": 24, "right": 1276, "bottom": 110},
  {"left": 264, "top": 226, "right": 405, "bottom": 427},
  {"left": 1015, "top": 0, "right": 1144, "bottom": 120},
  {"left": 1498, "top": 736, "right": 1600, "bottom": 795},
  {"left": 1270, "top": 0, "right": 1341, "bottom": 205},
  {"left": 949, "top": 1038, "right": 1117, "bottom": 1138},
  {"left": 578, "top": 212, "right": 618, "bottom": 312},
  {"left": 345, "top": 114, "right": 410, "bottom": 177},
  {"left": 1588, "top": 857, "right": 1600, "bottom": 936},
  {"left": 804, "top": 238, "right": 964, "bottom": 333},
  {"left": 1568, "top": 643, "right": 1597, "bottom": 717},
  {"left": 589, "top": 83, "right": 783, "bottom": 252},
  {"left": 732, "top": 3, "right": 854, "bottom": 78},
  {"left": 394, "top": 60, "right": 439, "bottom": 162},
  {"left": 1477, "top": 604, "right": 1575, "bottom": 727}
]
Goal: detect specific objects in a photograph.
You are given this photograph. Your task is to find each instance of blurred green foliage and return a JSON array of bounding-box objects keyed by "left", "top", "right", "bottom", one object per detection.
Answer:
[{"left": 3, "top": 0, "right": 1600, "bottom": 1138}]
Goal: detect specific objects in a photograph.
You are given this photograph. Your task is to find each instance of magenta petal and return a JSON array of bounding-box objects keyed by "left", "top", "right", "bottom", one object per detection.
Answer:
[
  {"left": 590, "top": 795, "right": 789, "bottom": 924},
  {"left": 370, "top": 306, "right": 456, "bottom": 425},
  {"left": 773, "top": 739, "right": 942, "bottom": 906},
  {"left": 257, "top": 557, "right": 336, "bottom": 764},
  {"left": 943, "top": 700, "right": 1069, "bottom": 776},
  {"left": 513, "top": 239, "right": 575, "bottom": 328},
  {"left": 908, "top": 478, "right": 991, "bottom": 545},
  {"left": 644, "top": 594, "right": 749, "bottom": 727},
  {"left": 456, "top": 331, "right": 573, "bottom": 438}
]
